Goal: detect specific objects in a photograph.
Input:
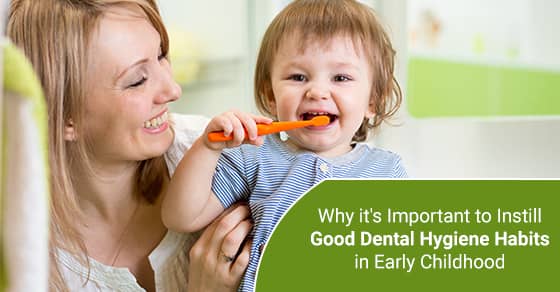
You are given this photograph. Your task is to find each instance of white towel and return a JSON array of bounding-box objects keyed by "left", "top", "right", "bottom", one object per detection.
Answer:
[{"left": 1, "top": 39, "right": 50, "bottom": 292}]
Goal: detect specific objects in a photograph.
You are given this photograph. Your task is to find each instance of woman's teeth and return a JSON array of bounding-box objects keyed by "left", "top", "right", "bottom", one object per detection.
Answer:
[{"left": 143, "top": 111, "right": 168, "bottom": 129}]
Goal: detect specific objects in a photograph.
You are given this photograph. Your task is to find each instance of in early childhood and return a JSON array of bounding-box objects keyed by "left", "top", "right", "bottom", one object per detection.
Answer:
[{"left": 162, "top": 0, "right": 407, "bottom": 291}]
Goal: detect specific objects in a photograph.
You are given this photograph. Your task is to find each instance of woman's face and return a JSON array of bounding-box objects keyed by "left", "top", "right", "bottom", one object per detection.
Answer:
[{"left": 82, "top": 5, "right": 180, "bottom": 165}]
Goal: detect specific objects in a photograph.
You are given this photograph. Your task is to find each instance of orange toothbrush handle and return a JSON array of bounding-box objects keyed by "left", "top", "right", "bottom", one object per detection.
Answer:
[
  {"left": 207, "top": 124, "right": 281, "bottom": 142},
  {"left": 207, "top": 130, "right": 248, "bottom": 142},
  {"left": 208, "top": 122, "right": 310, "bottom": 142},
  {"left": 206, "top": 116, "right": 328, "bottom": 142},
  {"left": 254, "top": 121, "right": 312, "bottom": 135}
]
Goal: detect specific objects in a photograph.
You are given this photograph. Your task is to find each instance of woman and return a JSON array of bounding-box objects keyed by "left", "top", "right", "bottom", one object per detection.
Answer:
[{"left": 8, "top": 0, "right": 251, "bottom": 291}]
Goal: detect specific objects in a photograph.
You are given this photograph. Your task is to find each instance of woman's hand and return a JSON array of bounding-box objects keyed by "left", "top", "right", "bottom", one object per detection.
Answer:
[{"left": 187, "top": 204, "right": 253, "bottom": 292}]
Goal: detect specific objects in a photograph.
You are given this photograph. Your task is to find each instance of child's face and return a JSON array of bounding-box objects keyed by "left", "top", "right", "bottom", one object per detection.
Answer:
[{"left": 269, "top": 34, "right": 374, "bottom": 157}]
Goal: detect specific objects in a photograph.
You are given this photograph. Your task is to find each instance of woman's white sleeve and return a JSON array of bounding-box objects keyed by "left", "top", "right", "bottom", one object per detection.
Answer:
[{"left": 164, "top": 113, "right": 209, "bottom": 176}]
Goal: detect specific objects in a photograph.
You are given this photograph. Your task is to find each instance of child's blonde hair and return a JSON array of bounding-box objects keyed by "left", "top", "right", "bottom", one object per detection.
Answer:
[{"left": 254, "top": 0, "right": 402, "bottom": 142}]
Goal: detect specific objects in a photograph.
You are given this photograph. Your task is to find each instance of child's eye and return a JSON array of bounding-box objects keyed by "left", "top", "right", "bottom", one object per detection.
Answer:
[
  {"left": 128, "top": 76, "right": 147, "bottom": 88},
  {"left": 289, "top": 74, "right": 307, "bottom": 82},
  {"left": 334, "top": 75, "right": 352, "bottom": 82}
]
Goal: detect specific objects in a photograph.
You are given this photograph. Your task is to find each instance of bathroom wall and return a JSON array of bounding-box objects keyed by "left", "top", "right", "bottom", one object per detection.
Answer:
[
  {"left": 375, "top": 0, "right": 560, "bottom": 177},
  {"left": 159, "top": 0, "right": 254, "bottom": 116},
  {"left": 159, "top": 0, "right": 560, "bottom": 178}
]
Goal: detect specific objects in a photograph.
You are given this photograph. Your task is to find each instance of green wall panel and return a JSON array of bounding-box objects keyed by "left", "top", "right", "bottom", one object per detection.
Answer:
[{"left": 407, "top": 57, "right": 560, "bottom": 117}]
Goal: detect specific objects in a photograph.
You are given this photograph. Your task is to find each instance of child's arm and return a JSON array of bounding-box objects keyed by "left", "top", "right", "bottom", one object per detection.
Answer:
[{"left": 162, "top": 111, "right": 271, "bottom": 233}]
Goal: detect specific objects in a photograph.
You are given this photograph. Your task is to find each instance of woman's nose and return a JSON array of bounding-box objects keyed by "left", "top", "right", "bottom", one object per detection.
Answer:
[{"left": 154, "top": 66, "right": 181, "bottom": 104}]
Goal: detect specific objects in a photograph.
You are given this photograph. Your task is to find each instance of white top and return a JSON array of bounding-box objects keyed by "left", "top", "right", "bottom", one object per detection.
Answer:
[{"left": 57, "top": 114, "right": 209, "bottom": 291}]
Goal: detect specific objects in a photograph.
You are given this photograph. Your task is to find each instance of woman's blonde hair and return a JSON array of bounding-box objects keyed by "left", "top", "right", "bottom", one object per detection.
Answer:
[
  {"left": 8, "top": 0, "right": 169, "bottom": 290},
  {"left": 254, "top": 0, "right": 402, "bottom": 142}
]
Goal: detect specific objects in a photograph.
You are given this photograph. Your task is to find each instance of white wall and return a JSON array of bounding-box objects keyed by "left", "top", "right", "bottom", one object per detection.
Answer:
[
  {"left": 159, "top": 0, "right": 560, "bottom": 178},
  {"left": 160, "top": 0, "right": 379, "bottom": 117},
  {"left": 527, "top": 0, "right": 560, "bottom": 67},
  {"left": 159, "top": 0, "right": 254, "bottom": 116},
  {"left": 159, "top": 0, "right": 248, "bottom": 60},
  {"left": 375, "top": 0, "right": 560, "bottom": 178}
]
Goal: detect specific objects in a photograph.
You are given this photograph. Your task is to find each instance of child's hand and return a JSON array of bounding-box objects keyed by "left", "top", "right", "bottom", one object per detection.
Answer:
[{"left": 203, "top": 110, "right": 273, "bottom": 150}]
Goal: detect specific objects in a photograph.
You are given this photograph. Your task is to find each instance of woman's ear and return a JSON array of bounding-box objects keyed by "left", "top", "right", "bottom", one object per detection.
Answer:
[{"left": 64, "top": 120, "right": 77, "bottom": 141}]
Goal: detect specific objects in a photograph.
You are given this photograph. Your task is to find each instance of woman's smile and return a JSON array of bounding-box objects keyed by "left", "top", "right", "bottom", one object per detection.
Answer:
[{"left": 143, "top": 110, "right": 169, "bottom": 134}]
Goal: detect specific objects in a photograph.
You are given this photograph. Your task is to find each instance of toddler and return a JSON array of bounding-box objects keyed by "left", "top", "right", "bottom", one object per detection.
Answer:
[{"left": 163, "top": 1, "right": 407, "bottom": 291}]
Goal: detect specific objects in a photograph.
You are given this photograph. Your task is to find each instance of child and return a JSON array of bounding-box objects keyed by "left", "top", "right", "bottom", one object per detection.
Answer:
[{"left": 163, "top": 0, "right": 406, "bottom": 291}]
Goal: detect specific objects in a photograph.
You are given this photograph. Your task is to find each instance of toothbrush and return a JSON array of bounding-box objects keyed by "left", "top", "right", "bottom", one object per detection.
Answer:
[{"left": 208, "top": 115, "right": 330, "bottom": 142}]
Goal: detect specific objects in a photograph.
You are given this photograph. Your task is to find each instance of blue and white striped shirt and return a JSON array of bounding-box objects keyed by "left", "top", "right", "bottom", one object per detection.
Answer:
[{"left": 212, "top": 134, "right": 407, "bottom": 292}]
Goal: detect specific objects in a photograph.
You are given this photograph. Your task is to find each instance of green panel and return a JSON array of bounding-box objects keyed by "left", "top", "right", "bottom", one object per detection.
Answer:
[
  {"left": 256, "top": 180, "right": 560, "bottom": 291},
  {"left": 407, "top": 57, "right": 560, "bottom": 117}
]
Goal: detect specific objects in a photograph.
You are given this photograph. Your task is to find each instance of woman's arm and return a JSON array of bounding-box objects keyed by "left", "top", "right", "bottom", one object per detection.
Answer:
[{"left": 187, "top": 204, "right": 253, "bottom": 292}]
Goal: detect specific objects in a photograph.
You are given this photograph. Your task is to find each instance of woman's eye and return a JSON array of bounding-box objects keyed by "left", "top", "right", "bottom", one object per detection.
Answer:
[
  {"left": 128, "top": 76, "right": 147, "bottom": 88},
  {"left": 334, "top": 75, "right": 351, "bottom": 82},
  {"left": 289, "top": 74, "right": 306, "bottom": 82}
]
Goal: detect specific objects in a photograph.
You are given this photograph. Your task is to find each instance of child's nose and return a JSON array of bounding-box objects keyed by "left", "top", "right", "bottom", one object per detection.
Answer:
[{"left": 304, "top": 86, "right": 330, "bottom": 100}]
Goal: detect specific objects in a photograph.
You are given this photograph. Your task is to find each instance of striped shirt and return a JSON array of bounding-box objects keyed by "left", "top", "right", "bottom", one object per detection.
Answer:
[{"left": 212, "top": 134, "right": 407, "bottom": 292}]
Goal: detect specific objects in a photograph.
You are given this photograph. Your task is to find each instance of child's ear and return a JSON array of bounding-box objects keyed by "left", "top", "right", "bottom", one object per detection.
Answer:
[
  {"left": 64, "top": 119, "right": 77, "bottom": 141},
  {"left": 267, "top": 96, "right": 278, "bottom": 116},
  {"left": 264, "top": 84, "right": 277, "bottom": 116},
  {"left": 365, "top": 99, "right": 375, "bottom": 119}
]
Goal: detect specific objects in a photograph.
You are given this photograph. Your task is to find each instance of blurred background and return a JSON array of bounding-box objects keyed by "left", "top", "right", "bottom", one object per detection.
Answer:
[{"left": 160, "top": 0, "right": 560, "bottom": 178}]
